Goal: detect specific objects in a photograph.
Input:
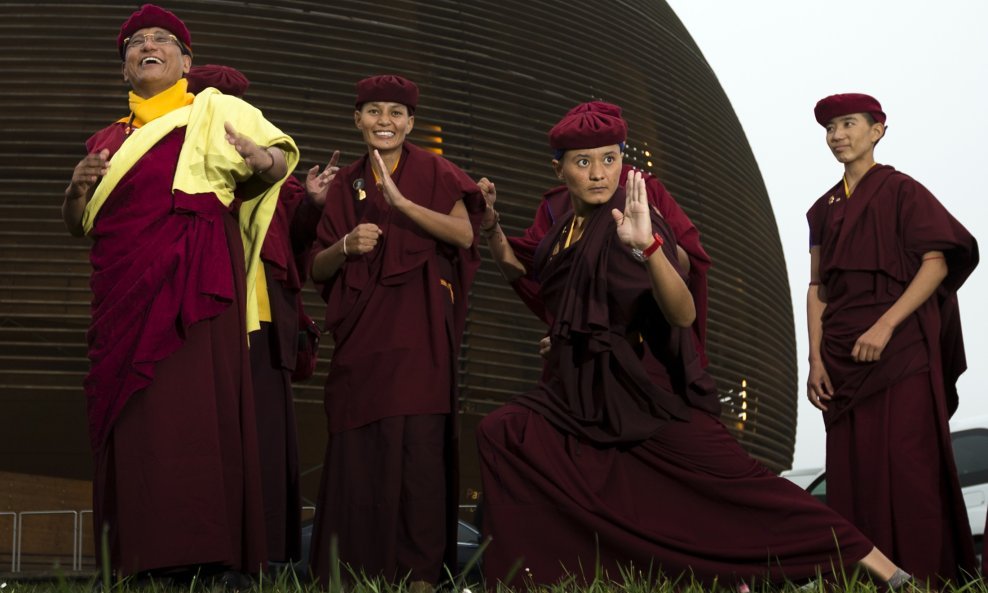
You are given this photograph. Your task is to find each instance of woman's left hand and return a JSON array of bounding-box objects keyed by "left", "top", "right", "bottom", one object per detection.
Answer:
[
  {"left": 224, "top": 121, "right": 274, "bottom": 174},
  {"left": 611, "top": 168, "right": 652, "bottom": 249},
  {"left": 372, "top": 149, "right": 409, "bottom": 210}
]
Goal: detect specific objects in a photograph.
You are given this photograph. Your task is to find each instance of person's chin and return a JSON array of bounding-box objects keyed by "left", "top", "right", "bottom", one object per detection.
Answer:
[{"left": 371, "top": 139, "right": 401, "bottom": 152}]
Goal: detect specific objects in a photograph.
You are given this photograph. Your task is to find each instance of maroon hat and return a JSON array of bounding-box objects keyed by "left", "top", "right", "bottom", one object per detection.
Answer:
[
  {"left": 565, "top": 101, "right": 623, "bottom": 119},
  {"left": 814, "top": 93, "right": 886, "bottom": 126},
  {"left": 187, "top": 64, "right": 250, "bottom": 96},
  {"left": 355, "top": 75, "right": 419, "bottom": 111},
  {"left": 548, "top": 110, "right": 628, "bottom": 151},
  {"left": 118, "top": 4, "right": 192, "bottom": 59}
]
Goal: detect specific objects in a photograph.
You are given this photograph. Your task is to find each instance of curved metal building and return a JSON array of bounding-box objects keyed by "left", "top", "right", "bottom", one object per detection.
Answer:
[{"left": 0, "top": 0, "right": 797, "bottom": 518}]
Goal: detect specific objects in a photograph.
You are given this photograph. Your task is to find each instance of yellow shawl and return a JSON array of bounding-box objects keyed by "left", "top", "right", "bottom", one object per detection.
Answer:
[{"left": 83, "top": 87, "right": 299, "bottom": 333}]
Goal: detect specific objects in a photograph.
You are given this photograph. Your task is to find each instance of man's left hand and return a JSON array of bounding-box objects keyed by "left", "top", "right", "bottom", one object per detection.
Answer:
[
  {"left": 224, "top": 121, "right": 273, "bottom": 174},
  {"left": 851, "top": 320, "right": 894, "bottom": 362}
]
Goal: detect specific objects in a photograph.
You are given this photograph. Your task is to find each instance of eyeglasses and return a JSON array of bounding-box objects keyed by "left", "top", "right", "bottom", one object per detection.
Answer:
[{"left": 123, "top": 32, "right": 179, "bottom": 51}]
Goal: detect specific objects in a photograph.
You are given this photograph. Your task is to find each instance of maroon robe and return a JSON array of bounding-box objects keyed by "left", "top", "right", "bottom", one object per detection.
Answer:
[
  {"left": 244, "top": 176, "right": 321, "bottom": 562},
  {"left": 478, "top": 188, "right": 875, "bottom": 587},
  {"left": 84, "top": 123, "right": 267, "bottom": 575},
  {"left": 807, "top": 164, "right": 979, "bottom": 582},
  {"left": 308, "top": 143, "right": 484, "bottom": 584},
  {"left": 507, "top": 165, "right": 712, "bottom": 364}
]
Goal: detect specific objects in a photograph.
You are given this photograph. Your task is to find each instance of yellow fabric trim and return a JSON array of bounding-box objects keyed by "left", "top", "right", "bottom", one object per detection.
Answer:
[
  {"left": 842, "top": 162, "right": 879, "bottom": 199},
  {"left": 84, "top": 106, "right": 192, "bottom": 232},
  {"left": 256, "top": 262, "right": 272, "bottom": 323},
  {"left": 84, "top": 87, "right": 299, "bottom": 334},
  {"left": 563, "top": 217, "right": 581, "bottom": 249},
  {"left": 178, "top": 89, "right": 299, "bottom": 333},
  {"left": 115, "top": 78, "right": 194, "bottom": 129}
]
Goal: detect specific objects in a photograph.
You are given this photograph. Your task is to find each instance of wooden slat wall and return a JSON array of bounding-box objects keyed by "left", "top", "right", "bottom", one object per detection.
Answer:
[{"left": 0, "top": 1, "right": 798, "bottom": 510}]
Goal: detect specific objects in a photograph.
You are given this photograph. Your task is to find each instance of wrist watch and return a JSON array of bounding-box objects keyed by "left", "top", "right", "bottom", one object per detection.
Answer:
[{"left": 631, "top": 233, "right": 665, "bottom": 263}]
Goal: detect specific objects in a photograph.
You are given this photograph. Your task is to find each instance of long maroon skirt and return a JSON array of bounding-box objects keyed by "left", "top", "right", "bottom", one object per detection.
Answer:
[
  {"left": 826, "top": 371, "right": 976, "bottom": 582},
  {"left": 309, "top": 414, "right": 449, "bottom": 585},
  {"left": 477, "top": 404, "right": 874, "bottom": 586},
  {"left": 249, "top": 320, "right": 302, "bottom": 563},
  {"left": 92, "top": 214, "right": 267, "bottom": 576}
]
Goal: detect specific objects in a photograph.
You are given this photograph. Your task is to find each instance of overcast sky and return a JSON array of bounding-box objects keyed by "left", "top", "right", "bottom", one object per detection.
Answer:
[{"left": 664, "top": 0, "right": 988, "bottom": 469}]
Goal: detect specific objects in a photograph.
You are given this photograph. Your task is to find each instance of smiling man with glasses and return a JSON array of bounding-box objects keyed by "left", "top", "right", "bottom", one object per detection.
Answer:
[
  {"left": 123, "top": 31, "right": 186, "bottom": 53},
  {"left": 60, "top": 3, "right": 299, "bottom": 586}
]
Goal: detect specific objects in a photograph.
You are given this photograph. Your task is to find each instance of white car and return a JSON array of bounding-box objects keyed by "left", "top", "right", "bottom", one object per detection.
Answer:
[
  {"left": 785, "top": 415, "right": 988, "bottom": 557},
  {"left": 780, "top": 467, "right": 824, "bottom": 490}
]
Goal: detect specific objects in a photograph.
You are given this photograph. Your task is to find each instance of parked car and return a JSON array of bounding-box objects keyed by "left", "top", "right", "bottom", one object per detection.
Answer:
[{"left": 784, "top": 415, "right": 988, "bottom": 557}]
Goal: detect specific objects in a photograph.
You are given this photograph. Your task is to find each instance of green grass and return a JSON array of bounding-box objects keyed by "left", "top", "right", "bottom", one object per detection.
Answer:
[
  {"left": 2, "top": 534, "right": 982, "bottom": 592},
  {"left": 2, "top": 567, "right": 987, "bottom": 593}
]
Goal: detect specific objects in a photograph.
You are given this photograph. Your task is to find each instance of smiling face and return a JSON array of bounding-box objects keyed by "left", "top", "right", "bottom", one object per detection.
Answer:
[
  {"left": 354, "top": 102, "right": 414, "bottom": 156},
  {"left": 825, "top": 113, "right": 884, "bottom": 165},
  {"left": 552, "top": 145, "right": 623, "bottom": 211},
  {"left": 121, "top": 26, "right": 191, "bottom": 98}
]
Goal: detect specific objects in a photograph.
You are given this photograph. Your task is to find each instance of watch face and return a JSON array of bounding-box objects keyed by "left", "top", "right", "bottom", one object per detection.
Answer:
[{"left": 631, "top": 248, "right": 646, "bottom": 262}]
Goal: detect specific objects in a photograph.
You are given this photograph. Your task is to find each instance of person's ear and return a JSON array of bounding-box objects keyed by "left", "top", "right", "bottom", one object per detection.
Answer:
[
  {"left": 552, "top": 159, "right": 563, "bottom": 180},
  {"left": 871, "top": 122, "right": 886, "bottom": 144}
]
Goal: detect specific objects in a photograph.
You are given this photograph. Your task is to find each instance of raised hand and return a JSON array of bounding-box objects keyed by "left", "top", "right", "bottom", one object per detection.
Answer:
[
  {"left": 611, "top": 169, "right": 652, "bottom": 249},
  {"left": 372, "top": 149, "right": 408, "bottom": 210},
  {"left": 306, "top": 150, "right": 341, "bottom": 206},
  {"left": 224, "top": 121, "right": 274, "bottom": 174},
  {"left": 67, "top": 149, "right": 110, "bottom": 200},
  {"left": 477, "top": 177, "right": 498, "bottom": 229}
]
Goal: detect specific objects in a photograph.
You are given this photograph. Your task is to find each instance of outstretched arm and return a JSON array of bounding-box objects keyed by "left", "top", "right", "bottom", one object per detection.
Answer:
[
  {"left": 63, "top": 149, "right": 110, "bottom": 237},
  {"left": 477, "top": 177, "right": 526, "bottom": 282},
  {"left": 612, "top": 169, "right": 694, "bottom": 327},
  {"left": 373, "top": 149, "right": 473, "bottom": 249}
]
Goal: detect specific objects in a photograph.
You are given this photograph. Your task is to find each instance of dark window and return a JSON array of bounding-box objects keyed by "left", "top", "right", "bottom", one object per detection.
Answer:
[
  {"left": 808, "top": 474, "right": 827, "bottom": 504},
  {"left": 952, "top": 429, "right": 988, "bottom": 488}
]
